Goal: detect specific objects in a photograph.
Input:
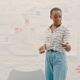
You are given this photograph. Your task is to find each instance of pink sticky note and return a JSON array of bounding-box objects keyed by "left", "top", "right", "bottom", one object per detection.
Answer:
[
  {"left": 25, "top": 18, "right": 29, "bottom": 24},
  {"left": 15, "top": 27, "right": 22, "bottom": 33}
]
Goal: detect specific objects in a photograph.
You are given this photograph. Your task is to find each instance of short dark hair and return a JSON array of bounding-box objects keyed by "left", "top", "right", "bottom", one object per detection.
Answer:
[{"left": 50, "top": 7, "right": 62, "bottom": 15}]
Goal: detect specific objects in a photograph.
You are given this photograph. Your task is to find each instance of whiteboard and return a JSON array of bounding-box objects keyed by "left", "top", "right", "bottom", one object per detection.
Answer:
[{"left": 0, "top": 0, "right": 79, "bottom": 56}]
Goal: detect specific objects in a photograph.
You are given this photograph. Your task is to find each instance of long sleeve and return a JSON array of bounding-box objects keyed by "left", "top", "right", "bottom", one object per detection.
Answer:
[
  {"left": 63, "top": 27, "right": 71, "bottom": 44},
  {"left": 44, "top": 28, "right": 51, "bottom": 47}
]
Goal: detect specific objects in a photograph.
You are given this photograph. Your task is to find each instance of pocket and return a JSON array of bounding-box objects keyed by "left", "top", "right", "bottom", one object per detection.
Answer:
[{"left": 55, "top": 52, "right": 66, "bottom": 63}]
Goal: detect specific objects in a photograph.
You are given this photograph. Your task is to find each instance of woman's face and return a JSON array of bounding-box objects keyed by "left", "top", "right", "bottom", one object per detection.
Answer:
[{"left": 50, "top": 10, "right": 62, "bottom": 25}]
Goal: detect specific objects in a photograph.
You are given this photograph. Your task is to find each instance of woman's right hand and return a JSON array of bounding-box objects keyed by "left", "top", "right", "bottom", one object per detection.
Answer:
[{"left": 39, "top": 45, "right": 45, "bottom": 54}]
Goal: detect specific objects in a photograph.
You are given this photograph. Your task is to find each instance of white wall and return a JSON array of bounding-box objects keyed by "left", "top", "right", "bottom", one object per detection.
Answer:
[{"left": 0, "top": 0, "right": 79, "bottom": 56}]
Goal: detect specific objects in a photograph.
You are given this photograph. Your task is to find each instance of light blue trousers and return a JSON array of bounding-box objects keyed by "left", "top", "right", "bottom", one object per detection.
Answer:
[{"left": 45, "top": 50, "right": 68, "bottom": 80}]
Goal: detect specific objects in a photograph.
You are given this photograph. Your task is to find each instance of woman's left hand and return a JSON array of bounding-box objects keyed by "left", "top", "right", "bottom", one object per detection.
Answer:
[{"left": 62, "top": 42, "right": 71, "bottom": 52}]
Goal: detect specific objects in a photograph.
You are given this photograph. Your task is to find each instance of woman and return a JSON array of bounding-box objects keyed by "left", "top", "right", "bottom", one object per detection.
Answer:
[{"left": 39, "top": 7, "right": 71, "bottom": 80}]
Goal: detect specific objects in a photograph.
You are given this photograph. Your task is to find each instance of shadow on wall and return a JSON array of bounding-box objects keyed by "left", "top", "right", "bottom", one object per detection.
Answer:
[{"left": 8, "top": 69, "right": 45, "bottom": 80}]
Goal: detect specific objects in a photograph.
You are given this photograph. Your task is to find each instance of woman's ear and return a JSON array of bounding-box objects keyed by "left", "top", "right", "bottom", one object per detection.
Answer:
[{"left": 50, "top": 15, "right": 52, "bottom": 19}]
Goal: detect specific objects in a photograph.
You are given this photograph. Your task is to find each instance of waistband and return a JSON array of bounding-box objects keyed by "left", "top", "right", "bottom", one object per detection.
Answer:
[
  {"left": 47, "top": 49, "right": 58, "bottom": 52},
  {"left": 47, "top": 49, "right": 65, "bottom": 54}
]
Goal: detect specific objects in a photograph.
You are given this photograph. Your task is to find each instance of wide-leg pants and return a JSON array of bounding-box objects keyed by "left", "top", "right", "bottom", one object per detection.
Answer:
[{"left": 45, "top": 50, "right": 68, "bottom": 80}]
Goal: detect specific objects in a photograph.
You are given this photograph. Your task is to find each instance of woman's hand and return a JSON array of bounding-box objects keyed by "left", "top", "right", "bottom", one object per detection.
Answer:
[
  {"left": 39, "top": 45, "right": 46, "bottom": 54},
  {"left": 76, "top": 65, "right": 80, "bottom": 73},
  {"left": 62, "top": 42, "right": 71, "bottom": 52}
]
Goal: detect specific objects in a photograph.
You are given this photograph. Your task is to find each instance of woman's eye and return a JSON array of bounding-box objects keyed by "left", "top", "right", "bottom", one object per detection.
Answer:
[
  {"left": 54, "top": 16, "right": 58, "bottom": 18},
  {"left": 59, "top": 16, "right": 61, "bottom": 18},
  {"left": 54, "top": 15, "right": 61, "bottom": 18}
]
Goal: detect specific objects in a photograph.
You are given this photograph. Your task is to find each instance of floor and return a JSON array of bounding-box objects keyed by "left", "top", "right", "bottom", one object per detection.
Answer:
[{"left": 0, "top": 55, "right": 80, "bottom": 80}]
